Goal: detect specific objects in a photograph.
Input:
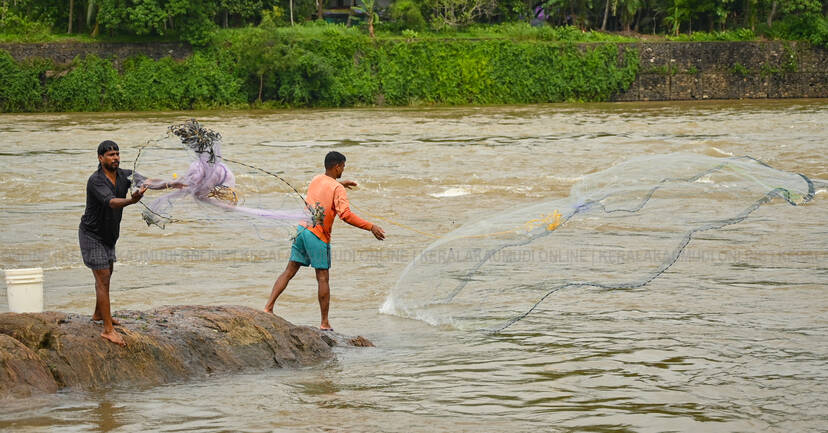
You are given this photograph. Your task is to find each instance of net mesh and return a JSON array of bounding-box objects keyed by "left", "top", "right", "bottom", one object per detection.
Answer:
[
  {"left": 382, "top": 154, "right": 823, "bottom": 332},
  {"left": 131, "top": 119, "right": 315, "bottom": 239}
]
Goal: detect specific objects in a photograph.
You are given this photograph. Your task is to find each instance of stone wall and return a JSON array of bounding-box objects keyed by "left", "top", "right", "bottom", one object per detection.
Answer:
[
  {"left": 0, "top": 42, "right": 192, "bottom": 68},
  {"left": 613, "top": 41, "right": 828, "bottom": 101}
]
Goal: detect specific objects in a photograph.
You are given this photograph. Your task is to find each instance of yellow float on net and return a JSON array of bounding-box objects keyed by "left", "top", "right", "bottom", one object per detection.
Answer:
[
  {"left": 547, "top": 210, "right": 562, "bottom": 231},
  {"left": 522, "top": 210, "right": 563, "bottom": 232}
]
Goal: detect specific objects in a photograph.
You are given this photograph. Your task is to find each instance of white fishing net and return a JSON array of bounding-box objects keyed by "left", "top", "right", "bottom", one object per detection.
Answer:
[
  {"left": 382, "top": 154, "right": 823, "bottom": 332},
  {"left": 131, "top": 120, "right": 319, "bottom": 241}
]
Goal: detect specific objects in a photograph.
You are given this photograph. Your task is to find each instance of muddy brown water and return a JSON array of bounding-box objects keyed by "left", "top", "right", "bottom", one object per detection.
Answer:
[{"left": 1, "top": 100, "right": 826, "bottom": 432}]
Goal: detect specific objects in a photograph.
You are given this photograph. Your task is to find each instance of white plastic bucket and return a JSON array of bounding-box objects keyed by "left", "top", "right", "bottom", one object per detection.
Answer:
[{"left": 4, "top": 268, "right": 44, "bottom": 313}]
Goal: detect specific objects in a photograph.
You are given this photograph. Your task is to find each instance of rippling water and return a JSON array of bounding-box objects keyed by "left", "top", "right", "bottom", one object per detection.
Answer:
[{"left": 1, "top": 100, "right": 826, "bottom": 432}]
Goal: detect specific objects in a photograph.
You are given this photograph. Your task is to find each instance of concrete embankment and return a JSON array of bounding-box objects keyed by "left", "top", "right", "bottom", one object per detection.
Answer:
[{"left": 0, "top": 305, "right": 372, "bottom": 399}]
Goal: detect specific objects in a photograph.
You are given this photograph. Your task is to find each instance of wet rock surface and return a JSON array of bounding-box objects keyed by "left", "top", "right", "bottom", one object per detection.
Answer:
[
  {"left": 0, "top": 305, "right": 372, "bottom": 399},
  {"left": 0, "top": 334, "right": 58, "bottom": 398}
]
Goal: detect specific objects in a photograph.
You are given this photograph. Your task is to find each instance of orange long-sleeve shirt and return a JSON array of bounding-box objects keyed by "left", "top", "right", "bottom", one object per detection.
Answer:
[{"left": 301, "top": 174, "right": 372, "bottom": 243}]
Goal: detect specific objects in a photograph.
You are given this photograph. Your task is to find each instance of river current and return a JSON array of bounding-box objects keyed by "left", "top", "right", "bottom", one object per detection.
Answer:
[{"left": 1, "top": 100, "right": 826, "bottom": 432}]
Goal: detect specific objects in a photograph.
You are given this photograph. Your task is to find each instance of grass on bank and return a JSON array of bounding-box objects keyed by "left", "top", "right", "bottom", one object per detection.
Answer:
[
  {"left": 4, "top": 19, "right": 825, "bottom": 47},
  {"left": 0, "top": 21, "right": 762, "bottom": 45}
]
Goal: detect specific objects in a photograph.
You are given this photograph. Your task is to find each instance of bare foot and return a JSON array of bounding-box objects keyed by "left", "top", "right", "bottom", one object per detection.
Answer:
[
  {"left": 100, "top": 330, "right": 126, "bottom": 346},
  {"left": 263, "top": 307, "right": 274, "bottom": 314},
  {"left": 92, "top": 316, "right": 121, "bottom": 325}
]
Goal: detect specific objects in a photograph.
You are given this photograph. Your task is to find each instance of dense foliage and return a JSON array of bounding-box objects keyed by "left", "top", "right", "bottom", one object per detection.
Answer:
[
  {"left": 0, "top": 49, "right": 244, "bottom": 112},
  {"left": 0, "top": 0, "right": 825, "bottom": 46},
  {"left": 0, "top": 0, "right": 823, "bottom": 112},
  {"left": 374, "top": 39, "right": 637, "bottom": 104},
  {"left": 0, "top": 50, "right": 48, "bottom": 111},
  {"left": 0, "top": 24, "right": 639, "bottom": 112}
]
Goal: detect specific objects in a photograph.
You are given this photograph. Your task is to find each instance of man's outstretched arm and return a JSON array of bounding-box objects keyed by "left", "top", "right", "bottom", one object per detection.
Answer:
[
  {"left": 141, "top": 178, "right": 187, "bottom": 190},
  {"left": 335, "top": 182, "right": 385, "bottom": 240},
  {"left": 339, "top": 180, "right": 358, "bottom": 189},
  {"left": 340, "top": 208, "right": 385, "bottom": 240},
  {"left": 133, "top": 171, "right": 186, "bottom": 190},
  {"left": 108, "top": 186, "right": 147, "bottom": 209}
]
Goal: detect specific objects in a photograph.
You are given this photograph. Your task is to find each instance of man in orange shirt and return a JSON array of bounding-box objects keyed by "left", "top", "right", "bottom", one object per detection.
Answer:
[{"left": 264, "top": 151, "right": 385, "bottom": 330}]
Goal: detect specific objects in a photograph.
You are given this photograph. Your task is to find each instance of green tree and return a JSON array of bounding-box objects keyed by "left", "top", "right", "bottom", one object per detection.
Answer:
[
  {"left": 663, "top": 0, "right": 690, "bottom": 34},
  {"left": 68, "top": 0, "right": 74, "bottom": 33},
  {"left": 779, "top": 0, "right": 822, "bottom": 14},
  {"left": 218, "top": 0, "right": 262, "bottom": 27},
  {"left": 390, "top": 0, "right": 427, "bottom": 31},
  {"left": 611, "top": 0, "right": 643, "bottom": 32},
  {"left": 424, "top": 0, "right": 496, "bottom": 28},
  {"left": 714, "top": 0, "right": 735, "bottom": 31},
  {"left": 494, "top": 0, "right": 531, "bottom": 22},
  {"left": 229, "top": 28, "right": 282, "bottom": 101},
  {"left": 362, "top": 0, "right": 378, "bottom": 37}
]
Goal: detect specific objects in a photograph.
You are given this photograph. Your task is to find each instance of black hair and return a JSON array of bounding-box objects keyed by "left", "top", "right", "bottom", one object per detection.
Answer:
[
  {"left": 97, "top": 140, "right": 119, "bottom": 156},
  {"left": 324, "top": 151, "right": 346, "bottom": 170}
]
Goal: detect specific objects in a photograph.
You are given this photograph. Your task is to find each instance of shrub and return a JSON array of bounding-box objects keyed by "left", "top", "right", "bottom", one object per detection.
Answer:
[
  {"left": 213, "top": 25, "right": 375, "bottom": 106},
  {"left": 260, "top": 6, "right": 288, "bottom": 28},
  {"left": 667, "top": 29, "right": 757, "bottom": 42},
  {"left": 730, "top": 62, "right": 749, "bottom": 77},
  {"left": 179, "top": 52, "right": 245, "bottom": 108},
  {"left": 0, "top": 9, "right": 52, "bottom": 42},
  {"left": 390, "top": 0, "right": 427, "bottom": 31},
  {"left": 768, "top": 13, "right": 828, "bottom": 48},
  {"left": 375, "top": 40, "right": 638, "bottom": 105},
  {"left": 119, "top": 56, "right": 187, "bottom": 110},
  {"left": 0, "top": 50, "right": 48, "bottom": 112},
  {"left": 45, "top": 55, "right": 121, "bottom": 111}
]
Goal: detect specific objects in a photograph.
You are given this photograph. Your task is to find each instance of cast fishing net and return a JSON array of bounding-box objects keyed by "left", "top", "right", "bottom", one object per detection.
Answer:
[
  {"left": 382, "top": 154, "right": 824, "bottom": 332},
  {"left": 130, "top": 119, "right": 320, "bottom": 240}
]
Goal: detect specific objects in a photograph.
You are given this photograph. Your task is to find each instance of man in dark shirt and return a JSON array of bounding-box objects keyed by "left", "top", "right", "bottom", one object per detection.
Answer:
[{"left": 79, "top": 140, "right": 148, "bottom": 346}]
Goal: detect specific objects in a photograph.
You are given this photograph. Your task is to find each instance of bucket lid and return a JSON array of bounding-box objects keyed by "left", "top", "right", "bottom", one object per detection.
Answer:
[{"left": 4, "top": 268, "right": 44, "bottom": 284}]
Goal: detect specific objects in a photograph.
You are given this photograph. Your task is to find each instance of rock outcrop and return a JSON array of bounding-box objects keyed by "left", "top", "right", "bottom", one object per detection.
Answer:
[{"left": 0, "top": 305, "right": 372, "bottom": 399}]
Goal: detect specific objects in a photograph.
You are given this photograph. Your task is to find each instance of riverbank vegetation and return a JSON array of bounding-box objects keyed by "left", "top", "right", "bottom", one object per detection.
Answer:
[
  {"left": 0, "top": 0, "right": 825, "bottom": 112},
  {"left": 0, "top": 23, "right": 639, "bottom": 111}
]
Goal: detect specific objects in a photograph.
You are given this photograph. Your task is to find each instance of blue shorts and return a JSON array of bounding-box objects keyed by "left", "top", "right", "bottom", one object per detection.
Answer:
[{"left": 290, "top": 226, "right": 331, "bottom": 270}]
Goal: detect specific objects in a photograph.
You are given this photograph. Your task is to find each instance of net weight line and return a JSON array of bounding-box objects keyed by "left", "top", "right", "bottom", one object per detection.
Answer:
[
  {"left": 221, "top": 156, "right": 324, "bottom": 223},
  {"left": 491, "top": 181, "right": 814, "bottom": 333},
  {"left": 422, "top": 155, "right": 817, "bottom": 333}
]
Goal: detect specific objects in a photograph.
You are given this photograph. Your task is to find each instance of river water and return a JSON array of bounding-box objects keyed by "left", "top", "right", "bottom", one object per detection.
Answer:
[{"left": 0, "top": 101, "right": 826, "bottom": 432}]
